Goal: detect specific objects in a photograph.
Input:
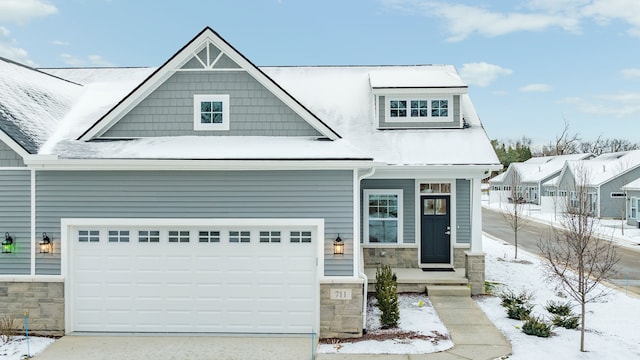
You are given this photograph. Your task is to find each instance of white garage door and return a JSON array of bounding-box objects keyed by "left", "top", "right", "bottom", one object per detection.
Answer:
[{"left": 65, "top": 219, "right": 321, "bottom": 334}]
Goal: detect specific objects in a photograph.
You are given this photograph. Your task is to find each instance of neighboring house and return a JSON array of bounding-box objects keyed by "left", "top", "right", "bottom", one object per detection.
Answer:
[
  {"left": 0, "top": 28, "right": 500, "bottom": 338},
  {"left": 489, "top": 153, "right": 592, "bottom": 205},
  {"left": 548, "top": 151, "right": 640, "bottom": 218},
  {"left": 622, "top": 179, "right": 640, "bottom": 227}
]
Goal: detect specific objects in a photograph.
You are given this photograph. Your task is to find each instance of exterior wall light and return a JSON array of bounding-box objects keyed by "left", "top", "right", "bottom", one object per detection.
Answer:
[
  {"left": 39, "top": 232, "right": 52, "bottom": 254},
  {"left": 333, "top": 234, "right": 344, "bottom": 255},
  {"left": 2, "top": 233, "right": 14, "bottom": 254}
]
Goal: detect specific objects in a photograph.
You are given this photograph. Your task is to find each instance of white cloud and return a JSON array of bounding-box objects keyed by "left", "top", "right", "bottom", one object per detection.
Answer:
[
  {"left": 51, "top": 40, "right": 69, "bottom": 46},
  {"left": 0, "top": 0, "right": 57, "bottom": 24},
  {"left": 61, "top": 53, "right": 114, "bottom": 67},
  {"left": 0, "top": 26, "right": 35, "bottom": 66},
  {"left": 458, "top": 62, "right": 513, "bottom": 87},
  {"left": 520, "top": 83, "right": 552, "bottom": 92},
  {"left": 621, "top": 68, "right": 640, "bottom": 79},
  {"left": 560, "top": 92, "right": 640, "bottom": 117},
  {"left": 582, "top": 0, "right": 640, "bottom": 36}
]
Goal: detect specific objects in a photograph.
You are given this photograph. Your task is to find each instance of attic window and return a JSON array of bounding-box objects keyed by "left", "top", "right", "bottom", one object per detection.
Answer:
[
  {"left": 386, "top": 96, "right": 452, "bottom": 123},
  {"left": 194, "top": 94, "right": 230, "bottom": 131}
]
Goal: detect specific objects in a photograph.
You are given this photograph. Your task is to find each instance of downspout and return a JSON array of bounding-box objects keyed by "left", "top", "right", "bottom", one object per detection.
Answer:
[{"left": 355, "top": 167, "right": 376, "bottom": 331}]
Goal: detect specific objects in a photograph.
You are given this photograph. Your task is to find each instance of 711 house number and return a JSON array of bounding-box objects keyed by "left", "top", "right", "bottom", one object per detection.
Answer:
[{"left": 330, "top": 288, "right": 352, "bottom": 300}]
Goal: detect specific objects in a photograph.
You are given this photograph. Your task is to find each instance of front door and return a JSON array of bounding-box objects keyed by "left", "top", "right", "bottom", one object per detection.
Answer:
[{"left": 420, "top": 195, "right": 451, "bottom": 264}]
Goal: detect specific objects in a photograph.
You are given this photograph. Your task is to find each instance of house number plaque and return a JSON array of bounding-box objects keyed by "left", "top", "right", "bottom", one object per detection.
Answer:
[{"left": 330, "top": 288, "right": 352, "bottom": 300}]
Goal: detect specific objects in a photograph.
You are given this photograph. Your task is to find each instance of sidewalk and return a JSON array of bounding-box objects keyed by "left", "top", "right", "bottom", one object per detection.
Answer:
[{"left": 317, "top": 295, "right": 511, "bottom": 360}]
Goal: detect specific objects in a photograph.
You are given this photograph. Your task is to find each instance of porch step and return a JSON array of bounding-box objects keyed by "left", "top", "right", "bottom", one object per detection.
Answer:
[{"left": 426, "top": 285, "right": 471, "bottom": 297}]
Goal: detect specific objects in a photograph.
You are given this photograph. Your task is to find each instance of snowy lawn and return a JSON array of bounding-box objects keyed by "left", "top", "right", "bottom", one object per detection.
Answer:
[
  {"left": 317, "top": 293, "right": 454, "bottom": 354},
  {"left": 478, "top": 235, "right": 640, "bottom": 359},
  {"left": 0, "top": 336, "right": 55, "bottom": 360}
]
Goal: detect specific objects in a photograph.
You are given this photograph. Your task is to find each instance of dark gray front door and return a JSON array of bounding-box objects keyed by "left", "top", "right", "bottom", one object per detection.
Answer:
[{"left": 420, "top": 195, "right": 451, "bottom": 264}]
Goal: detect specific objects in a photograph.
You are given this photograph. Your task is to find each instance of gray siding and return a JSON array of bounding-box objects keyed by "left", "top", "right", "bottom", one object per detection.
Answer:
[
  {"left": 627, "top": 190, "right": 640, "bottom": 226},
  {"left": 600, "top": 166, "right": 640, "bottom": 218},
  {"left": 0, "top": 170, "right": 30, "bottom": 274},
  {"left": 361, "top": 179, "right": 415, "bottom": 244},
  {"left": 36, "top": 170, "right": 354, "bottom": 276},
  {"left": 103, "top": 71, "right": 322, "bottom": 138},
  {"left": 456, "top": 179, "right": 471, "bottom": 244},
  {"left": 378, "top": 95, "right": 461, "bottom": 129},
  {"left": 0, "top": 141, "right": 25, "bottom": 167}
]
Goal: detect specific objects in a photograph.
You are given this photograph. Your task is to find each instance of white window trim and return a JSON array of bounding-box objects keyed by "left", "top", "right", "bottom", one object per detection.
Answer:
[
  {"left": 631, "top": 197, "right": 638, "bottom": 219},
  {"left": 193, "top": 94, "right": 230, "bottom": 131},
  {"left": 363, "top": 189, "right": 403, "bottom": 245},
  {"left": 385, "top": 95, "right": 453, "bottom": 123}
]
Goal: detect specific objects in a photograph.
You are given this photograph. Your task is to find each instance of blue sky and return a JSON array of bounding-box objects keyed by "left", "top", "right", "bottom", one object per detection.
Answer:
[{"left": 1, "top": 0, "right": 639, "bottom": 148}]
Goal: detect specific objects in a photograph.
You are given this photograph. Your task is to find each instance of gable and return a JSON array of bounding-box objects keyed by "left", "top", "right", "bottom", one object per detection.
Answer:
[
  {"left": 82, "top": 28, "right": 339, "bottom": 141},
  {"left": 0, "top": 139, "right": 25, "bottom": 167}
]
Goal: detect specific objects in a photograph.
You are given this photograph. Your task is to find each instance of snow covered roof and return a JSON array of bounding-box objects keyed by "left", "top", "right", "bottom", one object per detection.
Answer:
[
  {"left": 623, "top": 178, "right": 640, "bottom": 191},
  {"left": 368, "top": 66, "right": 467, "bottom": 89},
  {"left": 0, "top": 57, "right": 82, "bottom": 153},
  {"left": 489, "top": 171, "right": 507, "bottom": 183},
  {"left": 565, "top": 150, "right": 640, "bottom": 186},
  {"left": 523, "top": 153, "right": 592, "bottom": 164}
]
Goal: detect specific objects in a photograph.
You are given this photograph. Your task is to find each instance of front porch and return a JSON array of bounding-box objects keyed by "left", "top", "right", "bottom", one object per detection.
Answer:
[{"left": 364, "top": 267, "right": 470, "bottom": 295}]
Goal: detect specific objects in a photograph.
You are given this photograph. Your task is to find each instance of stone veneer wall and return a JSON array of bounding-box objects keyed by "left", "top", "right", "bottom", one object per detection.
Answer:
[
  {"left": 465, "top": 252, "right": 485, "bottom": 295},
  {"left": 363, "top": 247, "right": 418, "bottom": 268},
  {"left": 0, "top": 281, "right": 64, "bottom": 335},
  {"left": 453, "top": 245, "right": 469, "bottom": 268},
  {"left": 320, "top": 282, "right": 364, "bottom": 338}
]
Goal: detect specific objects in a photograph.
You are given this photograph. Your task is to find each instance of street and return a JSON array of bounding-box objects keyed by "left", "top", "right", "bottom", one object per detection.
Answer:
[{"left": 482, "top": 206, "right": 640, "bottom": 295}]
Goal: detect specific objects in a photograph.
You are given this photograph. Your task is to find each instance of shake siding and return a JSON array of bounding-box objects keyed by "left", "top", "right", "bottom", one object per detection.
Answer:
[
  {"left": 103, "top": 71, "right": 322, "bottom": 138},
  {"left": 0, "top": 170, "right": 30, "bottom": 274},
  {"left": 35, "top": 170, "right": 354, "bottom": 276},
  {"left": 456, "top": 179, "right": 471, "bottom": 244},
  {"left": 0, "top": 141, "right": 25, "bottom": 167},
  {"left": 377, "top": 95, "right": 461, "bottom": 129},
  {"left": 360, "top": 179, "right": 415, "bottom": 243}
]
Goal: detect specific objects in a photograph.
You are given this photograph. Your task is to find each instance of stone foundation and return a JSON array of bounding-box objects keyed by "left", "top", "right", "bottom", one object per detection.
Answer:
[
  {"left": 464, "top": 252, "right": 485, "bottom": 295},
  {"left": 0, "top": 281, "right": 64, "bottom": 336},
  {"left": 320, "top": 282, "right": 364, "bottom": 339},
  {"left": 363, "top": 246, "right": 418, "bottom": 268},
  {"left": 453, "top": 244, "right": 469, "bottom": 268}
]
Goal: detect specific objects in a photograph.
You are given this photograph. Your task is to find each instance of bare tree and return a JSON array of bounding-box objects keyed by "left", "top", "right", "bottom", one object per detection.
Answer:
[
  {"left": 553, "top": 119, "right": 581, "bottom": 155},
  {"left": 502, "top": 168, "right": 529, "bottom": 259},
  {"left": 538, "top": 166, "right": 619, "bottom": 352}
]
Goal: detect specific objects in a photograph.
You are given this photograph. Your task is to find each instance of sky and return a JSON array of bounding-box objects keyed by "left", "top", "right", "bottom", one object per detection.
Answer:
[{"left": 0, "top": 0, "right": 639, "bottom": 148}]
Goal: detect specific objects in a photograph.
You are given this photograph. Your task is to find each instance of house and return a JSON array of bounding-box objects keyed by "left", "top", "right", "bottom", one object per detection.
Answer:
[
  {"left": 0, "top": 27, "right": 500, "bottom": 338},
  {"left": 489, "top": 153, "right": 592, "bottom": 205},
  {"left": 545, "top": 151, "right": 640, "bottom": 218},
  {"left": 622, "top": 178, "right": 640, "bottom": 227}
]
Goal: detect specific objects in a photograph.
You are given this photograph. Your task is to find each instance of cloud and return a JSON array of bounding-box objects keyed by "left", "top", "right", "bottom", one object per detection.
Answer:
[
  {"left": 0, "top": 0, "right": 57, "bottom": 24},
  {"left": 458, "top": 62, "right": 513, "bottom": 87},
  {"left": 621, "top": 68, "right": 640, "bottom": 79},
  {"left": 520, "top": 83, "right": 552, "bottom": 92},
  {"left": 61, "top": 53, "right": 114, "bottom": 67},
  {"left": 51, "top": 40, "right": 69, "bottom": 46},
  {"left": 0, "top": 26, "right": 35, "bottom": 66},
  {"left": 381, "top": 0, "right": 640, "bottom": 40},
  {"left": 560, "top": 92, "right": 640, "bottom": 117}
]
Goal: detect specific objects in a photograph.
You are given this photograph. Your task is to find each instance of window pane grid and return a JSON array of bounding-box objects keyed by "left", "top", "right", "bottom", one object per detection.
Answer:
[
  {"left": 108, "top": 230, "right": 130, "bottom": 243},
  {"left": 200, "top": 101, "right": 223, "bottom": 124},
  {"left": 390, "top": 100, "right": 407, "bottom": 117},
  {"left": 199, "top": 231, "right": 220, "bottom": 243},
  {"left": 290, "top": 231, "right": 312, "bottom": 243},
  {"left": 169, "top": 230, "right": 190, "bottom": 243},
  {"left": 79, "top": 230, "right": 99, "bottom": 242},
  {"left": 259, "top": 231, "right": 281, "bottom": 243},
  {"left": 230, "top": 231, "right": 251, "bottom": 243},
  {"left": 139, "top": 230, "right": 160, "bottom": 243}
]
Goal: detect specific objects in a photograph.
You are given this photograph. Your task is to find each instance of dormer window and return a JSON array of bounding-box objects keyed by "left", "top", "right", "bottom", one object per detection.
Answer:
[
  {"left": 194, "top": 94, "right": 230, "bottom": 130},
  {"left": 386, "top": 96, "right": 452, "bottom": 123}
]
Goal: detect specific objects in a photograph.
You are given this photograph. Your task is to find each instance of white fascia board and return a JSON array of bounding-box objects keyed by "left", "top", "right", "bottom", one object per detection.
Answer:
[
  {"left": 0, "top": 129, "right": 30, "bottom": 157},
  {"left": 24, "top": 157, "right": 376, "bottom": 171},
  {"left": 371, "top": 164, "right": 501, "bottom": 179},
  {"left": 371, "top": 87, "right": 468, "bottom": 96}
]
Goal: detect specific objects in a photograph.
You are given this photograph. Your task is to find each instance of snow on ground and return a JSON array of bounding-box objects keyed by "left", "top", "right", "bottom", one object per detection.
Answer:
[
  {"left": 0, "top": 336, "right": 55, "bottom": 360},
  {"left": 317, "top": 294, "right": 454, "bottom": 354},
  {"left": 478, "top": 234, "right": 640, "bottom": 359}
]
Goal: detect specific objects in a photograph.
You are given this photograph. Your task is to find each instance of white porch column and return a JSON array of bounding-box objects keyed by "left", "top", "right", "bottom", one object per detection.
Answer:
[{"left": 470, "top": 177, "right": 483, "bottom": 252}]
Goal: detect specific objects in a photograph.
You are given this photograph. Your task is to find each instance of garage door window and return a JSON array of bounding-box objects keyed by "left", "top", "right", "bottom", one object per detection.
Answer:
[
  {"left": 108, "top": 230, "right": 130, "bottom": 243},
  {"left": 290, "top": 231, "right": 312, "bottom": 243},
  {"left": 230, "top": 231, "right": 250, "bottom": 243},
  {"left": 78, "top": 230, "right": 99, "bottom": 242},
  {"left": 139, "top": 230, "right": 160, "bottom": 243},
  {"left": 199, "top": 231, "right": 220, "bottom": 243},
  {"left": 259, "top": 231, "right": 281, "bottom": 243},
  {"left": 169, "top": 230, "right": 190, "bottom": 243}
]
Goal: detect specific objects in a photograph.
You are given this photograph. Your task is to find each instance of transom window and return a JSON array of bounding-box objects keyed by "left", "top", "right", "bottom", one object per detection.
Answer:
[
  {"left": 193, "top": 94, "right": 230, "bottom": 131},
  {"left": 168, "top": 230, "right": 190, "bottom": 243},
  {"left": 364, "top": 190, "right": 403, "bottom": 244},
  {"left": 79, "top": 230, "right": 99, "bottom": 242},
  {"left": 290, "top": 231, "right": 312, "bottom": 243},
  {"left": 199, "top": 231, "right": 220, "bottom": 243},
  {"left": 259, "top": 231, "right": 281, "bottom": 243},
  {"left": 139, "top": 230, "right": 160, "bottom": 243},
  {"left": 420, "top": 183, "right": 451, "bottom": 194},
  {"left": 387, "top": 97, "right": 451, "bottom": 122},
  {"left": 230, "top": 231, "right": 250, "bottom": 243},
  {"left": 108, "top": 230, "right": 130, "bottom": 243}
]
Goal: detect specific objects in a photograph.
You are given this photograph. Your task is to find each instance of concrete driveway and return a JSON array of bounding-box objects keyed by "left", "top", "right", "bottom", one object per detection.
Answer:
[{"left": 34, "top": 335, "right": 317, "bottom": 360}]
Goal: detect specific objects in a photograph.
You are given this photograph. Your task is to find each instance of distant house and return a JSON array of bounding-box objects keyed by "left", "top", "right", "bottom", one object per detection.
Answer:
[
  {"left": 622, "top": 178, "right": 640, "bottom": 227},
  {"left": 546, "top": 151, "right": 640, "bottom": 218},
  {"left": 489, "top": 153, "right": 593, "bottom": 205},
  {"left": 0, "top": 27, "right": 500, "bottom": 337}
]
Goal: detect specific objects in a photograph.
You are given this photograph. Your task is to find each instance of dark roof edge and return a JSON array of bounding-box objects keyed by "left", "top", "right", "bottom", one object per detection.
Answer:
[{"left": 0, "top": 56, "right": 83, "bottom": 87}]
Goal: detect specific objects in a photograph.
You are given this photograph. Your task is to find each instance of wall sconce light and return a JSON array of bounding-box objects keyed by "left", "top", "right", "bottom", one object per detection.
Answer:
[
  {"left": 333, "top": 234, "right": 344, "bottom": 255},
  {"left": 2, "top": 233, "right": 14, "bottom": 254},
  {"left": 39, "top": 232, "right": 52, "bottom": 254}
]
